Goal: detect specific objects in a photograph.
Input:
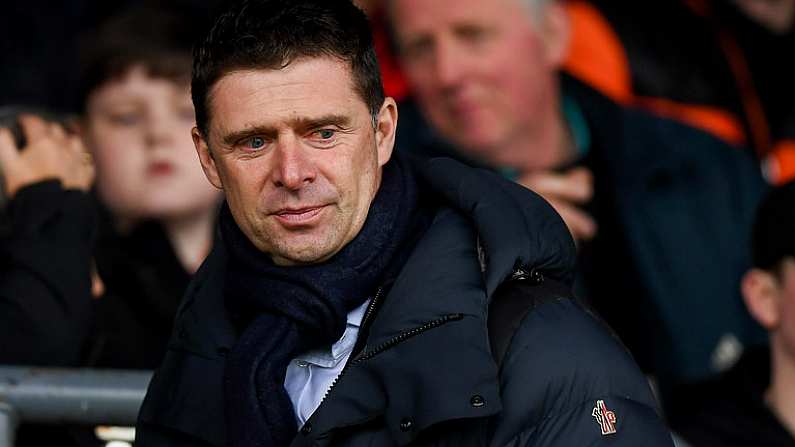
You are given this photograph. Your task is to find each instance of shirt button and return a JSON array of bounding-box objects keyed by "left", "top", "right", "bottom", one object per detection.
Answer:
[{"left": 296, "top": 360, "right": 309, "bottom": 368}]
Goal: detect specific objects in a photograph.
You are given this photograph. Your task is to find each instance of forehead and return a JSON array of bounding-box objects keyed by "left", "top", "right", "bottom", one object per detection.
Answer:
[
  {"left": 391, "top": 0, "right": 526, "bottom": 32},
  {"left": 207, "top": 57, "right": 367, "bottom": 134},
  {"left": 89, "top": 66, "right": 188, "bottom": 106}
]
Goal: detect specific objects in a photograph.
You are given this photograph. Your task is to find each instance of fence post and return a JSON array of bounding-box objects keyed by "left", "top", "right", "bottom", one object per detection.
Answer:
[{"left": 0, "top": 402, "right": 18, "bottom": 447}]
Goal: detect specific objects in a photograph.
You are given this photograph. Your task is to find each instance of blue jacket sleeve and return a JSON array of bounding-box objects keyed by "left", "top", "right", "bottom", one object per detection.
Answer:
[
  {"left": 520, "top": 395, "right": 674, "bottom": 446},
  {"left": 490, "top": 297, "right": 674, "bottom": 447}
]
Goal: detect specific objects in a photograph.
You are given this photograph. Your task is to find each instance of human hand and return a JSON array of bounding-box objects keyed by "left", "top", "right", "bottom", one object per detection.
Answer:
[
  {"left": 0, "top": 115, "right": 94, "bottom": 199},
  {"left": 517, "top": 167, "right": 597, "bottom": 242}
]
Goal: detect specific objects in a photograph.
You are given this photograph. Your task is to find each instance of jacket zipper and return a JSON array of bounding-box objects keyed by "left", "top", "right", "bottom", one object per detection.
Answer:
[
  {"left": 360, "top": 285, "right": 386, "bottom": 332},
  {"left": 316, "top": 286, "right": 464, "bottom": 408},
  {"left": 349, "top": 312, "right": 464, "bottom": 364},
  {"left": 316, "top": 285, "right": 386, "bottom": 407}
]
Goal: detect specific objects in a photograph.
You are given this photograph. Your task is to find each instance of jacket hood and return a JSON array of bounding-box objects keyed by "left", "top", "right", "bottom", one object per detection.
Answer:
[{"left": 416, "top": 156, "right": 577, "bottom": 295}]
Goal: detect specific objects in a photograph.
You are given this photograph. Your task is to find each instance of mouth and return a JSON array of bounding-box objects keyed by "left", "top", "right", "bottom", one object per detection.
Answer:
[
  {"left": 272, "top": 205, "right": 327, "bottom": 226},
  {"left": 148, "top": 161, "right": 175, "bottom": 176},
  {"left": 450, "top": 98, "right": 483, "bottom": 118}
]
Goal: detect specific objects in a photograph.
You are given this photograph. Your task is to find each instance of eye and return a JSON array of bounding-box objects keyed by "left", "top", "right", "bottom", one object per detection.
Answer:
[
  {"left": 402, "top": 37, "right": 433, "bottom": 62},
  {"left": 458, "top": 26, "right": 487, "bottom": 43},
  {"left": 245, "top": 136, "right": 267, "bottom": 150},
  {"left": 317, "top": 129, "right": 336, "bottom": 139},
  {"left": 307, "top": 129, "right": 338, "bottom": 147},
  {"left": 108, "top": 112, "right": 142, "bottom": 126}
]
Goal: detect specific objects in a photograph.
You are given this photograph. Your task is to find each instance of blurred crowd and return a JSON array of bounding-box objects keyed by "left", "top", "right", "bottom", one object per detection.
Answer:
[{"left": 0, "top": 0, "right": 793, "bottom": 446}]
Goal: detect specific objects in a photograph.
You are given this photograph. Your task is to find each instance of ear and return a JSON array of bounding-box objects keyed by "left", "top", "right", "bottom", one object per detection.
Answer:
[
  {"left": 741, "top": 268, "right": 782, "bottom": 330},
  {"left": 192, "top": 127, "right": 224, "bottom": 190},
  {"left": 374, "top": 97, "right": 398, "bottom": 168},
  {"left": 538, "top": 2, "right": 571, "bottom": 69}
]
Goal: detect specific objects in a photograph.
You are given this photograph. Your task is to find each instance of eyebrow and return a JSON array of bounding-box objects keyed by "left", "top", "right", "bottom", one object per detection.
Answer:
[
  {"left": 221, "top": 125, "right": 277, "bottom": 146},
  {"left": 220, "top": 114, "right": 353, "bottom": 146}
]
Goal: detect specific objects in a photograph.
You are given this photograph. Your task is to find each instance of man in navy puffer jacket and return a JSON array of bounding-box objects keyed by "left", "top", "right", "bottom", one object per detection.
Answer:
[{"left": 136, "top": 1, "right": 674, "bottom": 445}]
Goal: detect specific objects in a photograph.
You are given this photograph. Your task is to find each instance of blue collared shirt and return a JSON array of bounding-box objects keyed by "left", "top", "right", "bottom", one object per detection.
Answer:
[{"left": 283, "top": 300, "right": 370, "bottom": 427}]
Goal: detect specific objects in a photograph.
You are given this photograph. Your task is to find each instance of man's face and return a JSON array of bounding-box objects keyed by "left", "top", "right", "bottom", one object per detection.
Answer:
[
  {"left": 390, "top": 0, "right": 566, "bottom": 161},
  {"left": 84, "top": 66, "right": 220, "bottom": 221},
  {"left": 194, "top": 57, "right": 395, "bottom": 266}
]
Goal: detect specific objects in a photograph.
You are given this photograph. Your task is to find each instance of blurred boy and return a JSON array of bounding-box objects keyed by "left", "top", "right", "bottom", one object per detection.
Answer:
[{"left": 672, "top": 180, "right": 795, "bottom": 446}]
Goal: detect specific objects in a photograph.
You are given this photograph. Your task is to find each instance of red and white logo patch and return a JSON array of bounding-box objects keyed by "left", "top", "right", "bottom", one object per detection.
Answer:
[{"left": 591, "top": 400, "right": 618, "bottom": 435}]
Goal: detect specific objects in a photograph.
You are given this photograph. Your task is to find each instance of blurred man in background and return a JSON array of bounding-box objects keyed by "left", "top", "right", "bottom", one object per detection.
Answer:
[
  {"left": 389, "top": 0, "right": 769, "bottom": 397},
  {"left": 391, "top": 0, "right": 593, "bottom": 241}
]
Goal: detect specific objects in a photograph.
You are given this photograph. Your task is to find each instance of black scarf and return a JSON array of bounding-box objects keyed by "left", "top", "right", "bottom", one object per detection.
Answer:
[{"left": 221, "top": 155, "right": 425, "bottom": 446}]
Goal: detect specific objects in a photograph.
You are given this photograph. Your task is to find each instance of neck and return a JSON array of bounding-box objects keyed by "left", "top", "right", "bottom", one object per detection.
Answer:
[
  {"left": 163, "top": 207, "right": 217, "bottom": 273},
  {"left": 767, "top": 337, "right": 795, "bottom": 436},
  {"left": 490, "top": 97, "right": 577, "bottom": 172}
]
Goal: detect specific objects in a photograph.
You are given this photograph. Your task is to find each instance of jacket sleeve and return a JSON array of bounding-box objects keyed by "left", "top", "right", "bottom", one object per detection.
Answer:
[
  {"left": 516, "top": 395, "right": 674, "bottom": 446},
  {"left": 490, "top": 295, "right": 674, "bottom": 447},
  {"left": 0, "top": 181, "right": 96, "bottom": 366}
]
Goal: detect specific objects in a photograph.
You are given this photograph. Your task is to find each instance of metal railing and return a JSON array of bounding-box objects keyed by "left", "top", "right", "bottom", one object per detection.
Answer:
[
  {"left": 0, "top": 367, "right": 152, "bottom": 447},
  {"left": 0, "top": 367, "right": 690, "bottom": 447}
]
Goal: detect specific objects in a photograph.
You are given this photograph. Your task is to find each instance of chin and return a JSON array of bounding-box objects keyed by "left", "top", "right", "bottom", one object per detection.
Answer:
[
  {"left": 272, "top": 252, "right": 329, "bottom": 266},
  {"left": 448, "top": 137, "right": 498, "bottom": 162},
  {"left": 271, "top": 241, "right": 339, "bottom": 266}
]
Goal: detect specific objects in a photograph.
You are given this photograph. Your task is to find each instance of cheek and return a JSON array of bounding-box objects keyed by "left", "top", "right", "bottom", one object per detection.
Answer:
[
  {"left": 221, "top": 162, "right": 264, "bottom": 209},
  {"left": 405, "top": 63, "right": 436, "bottom": 96},
  {"left": 351, "top": 151, "right": 381, "bottom": 211},
  {"left": 173, "top": 136, "right": 203, "bottom": 168},
  {"left": 777, "top": 284, "right": 795, "bottom": 353},
  {"left": 325, "top": 146, "right": 376, "bottom": 206},
  {"left": 175, "top": 120, "right": 198, "bottom": 148},
  {"left": 90, "top": 131, "right": 146, "bottom": 187},
  {"left": 781, "top": 286, "right": 795, "bottom": 328}
]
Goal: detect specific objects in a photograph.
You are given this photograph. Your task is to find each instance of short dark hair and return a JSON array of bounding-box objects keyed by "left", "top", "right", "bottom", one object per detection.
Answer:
[
  {"left": 78, "top": 4, "right": 205, "bottom": 111},
  {"left": 192, "top": 0, "right": 384, "bottom": 136},
  {"left": 751, "top": 180, "right": 795, "bottom": 272}
]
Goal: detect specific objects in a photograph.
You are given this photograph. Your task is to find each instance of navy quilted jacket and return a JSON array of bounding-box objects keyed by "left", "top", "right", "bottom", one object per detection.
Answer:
[{"left": 137, "top": 157, "right": 673, "bottom": 446}]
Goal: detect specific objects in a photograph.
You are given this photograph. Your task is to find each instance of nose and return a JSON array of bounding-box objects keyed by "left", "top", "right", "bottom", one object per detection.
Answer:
[
  {"left": 272, "top": 136, "right": 316, "bottom": 190},
  {"left": 144, "top": 112, "right": 176, "bottom": 148},
  {"left": 433, "top": 39, "right": 466, "bottom": 90}
]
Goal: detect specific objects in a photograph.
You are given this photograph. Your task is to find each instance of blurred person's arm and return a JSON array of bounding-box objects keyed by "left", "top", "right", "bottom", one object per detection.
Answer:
[
  {"left": 517, "top": 166, "right": 597, "bottom": 243},
  {"left": 0, "top": 117, "right": 97, "bottom": 365}
]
